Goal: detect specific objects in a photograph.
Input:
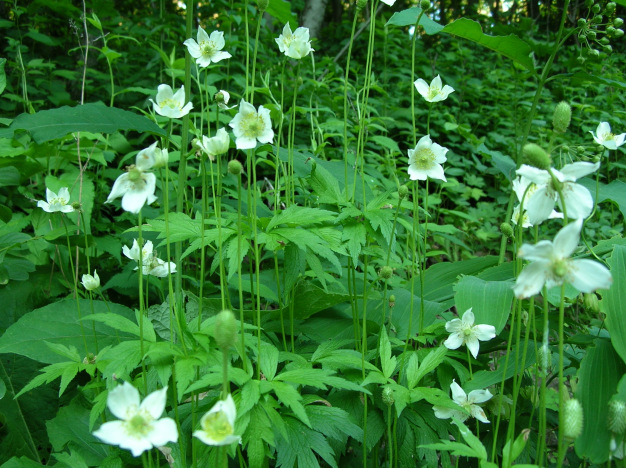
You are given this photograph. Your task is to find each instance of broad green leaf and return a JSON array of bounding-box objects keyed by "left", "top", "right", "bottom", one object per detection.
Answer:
[
  {"left": 80, "top": 313, "right": 140, "bottom": 339},
  {"left": 0, "top": 299, "right": 135, "bottom": 364},
  {"left": 441, "top": 18, "right": 534, "bottom": 72},
  {"left": 453, "top": 418, "right": 488, "bottom": 460},
  {"left": 0, "top": 58, "right": 6, "bottom": 95},
  {"left": 465, "top": 343, "right": 536, "bottom": 392},
  {"left": 275, "top": 416, "right": 337, "bottom": 468},
  {"left": 583, "top": 179, "right": 626, "bottom": 219},
  {"left": 575, "top": 338, "right": 626, "bottom": 463},
  {"left": 386, "top": 7, "right": 445, "bottom": 35},
  {"left": 0, "top": 167, "right": 19, "bottom": 187},
  {"left": 260, "top": 342, "right": 279, "bottom": 381},
  {"left": 306, "top": 405, "right": 363, "bottom": 442},
  {"left": 270, "top": 381, "right": 311, "bottom": 427},
  {"left": 267, "top": 0, "right": 296, "bottom": 27},
  {"left": 0, "top": 103, "right": 166, "bottom": 143},
  {"left": 604, "top": 245, "right": 626, "bottom": 364},
  {"left": 570, "top": 71, "right": 626, "bottom": 91},
  {"left": 454, "top": 275, "right": 515, "bottom": 334},
  {"left": 379, "top": 326, "right": 397, "bottom": 379},
  {"left": 266, "top": 206, "right": 335, "bottom": 231}
]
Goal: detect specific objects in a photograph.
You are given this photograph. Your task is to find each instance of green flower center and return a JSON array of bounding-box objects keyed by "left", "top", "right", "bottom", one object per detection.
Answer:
[
  {"left": 242, "top": 113, "right": 265, "bottom": 138},
  {"left": 159, "top": 98, "right": 180, "bottom": 110},
  {"left": 126, "top": 413, "right": 153, "bottom": 437},
  {"left": 552, "top": 259, "right": 569, "bottom": 279},
  {"left": 127, "top": 166, "right": 142, "bottom": 182},
  {"left": 200, "top": 40, "right": 217, "bottom": 57},
  {"left": 201, "top": 411, "right": 233, "bottom": 442},
  {"left": 413, "top": 148, "right": 435, "bottom": 170},
  {"left": 427, "top": 88, "right": 440, "bottom": 100},
  {"left": 463, "top": 327, "right": 473, "bottom": 337}
]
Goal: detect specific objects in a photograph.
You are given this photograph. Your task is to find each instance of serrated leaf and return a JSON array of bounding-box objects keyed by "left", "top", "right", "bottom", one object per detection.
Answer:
[
  {"left": 411, "top": 346, "right": 448, "bottom": 388},
  {"left": 386, "top": 7, "right": 445, "bottom": 35},
  {"left": 275, "top": 416, "right": 337, "bottom": 468},
  {"left": 306, "top": 405, "right": 363, "bottom": 442},
  {"left": 266, "top": 206, "right": 335, "bottom": 231},
  {"left": 0, "top": 103, "right": 166, "bottom": 143},
  {"left": 271, "top": 381, "right": 310, "bottom": 427},
  {"left": 260, "top": 342, "right": 279, "bottom": 381}
]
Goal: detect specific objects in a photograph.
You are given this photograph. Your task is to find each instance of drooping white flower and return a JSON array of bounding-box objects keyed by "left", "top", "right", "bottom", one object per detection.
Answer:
[
  {"left": 123, "top": 239, "right": 176, "bottom": 278},
  {"left": 184, "top": 28, "right": 231, "bottom": 68},
  {"left": 511, "top": 175, "right": 563, "bottom": 228},
  {"left": 215, "top": 90, "right": 235, "bottom": 110},
  {"left": 414, "top": 75, "right": 455, "bottom": 103},
  {"left": 194, "top": 128, "right": 231, "bottom": 161},
  {"left": 93, "top": 382, "right": 178, "bottom": 457},
  {"left": 106, "top": 143, "right": 160, "bottom": 214},
  {"left": 407, "top": 135, "right": 448, "bottom": 181},
  {"left": 589, "top": 122, "right": 625, "bottom": 150},
  {"left": 275, "top": 23, "right": 314, "bottom": 60},
  {"left": 37, "top": 187, "right": 75, "bottom": 213},
  {"left": 194, "top": 394, "right": 241, "bottom": 446},
  {"left": 150, "top": 84, "right": 193, "bottom": 119},
  {"left": 443, "top": 308, "right": 496, "bottom": 359},
  {"left": 433, "top": 380, "right": 493, "bottom": 423},
  {"left": 513, "top": 219, "right": 612, "bottom": 299},
  {"left": 515, "top": 162, "right": 600, "bottom": 225},
  {"left": 81, "top": 270, "right": 100, "bottom": 291},
  {"left": 229, "top": 100, "right": 274, "bottom": 150}
]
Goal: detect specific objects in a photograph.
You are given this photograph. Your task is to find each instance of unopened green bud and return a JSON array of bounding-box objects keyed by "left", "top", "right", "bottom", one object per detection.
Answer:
[
  {"left": 584, "top": 0, "right": 593, "bottom": 7},
  {"left": 607, "top": 26, "right": 617, "bottom": 35},
  {"left": 592, "top": 4, "right": 601, "bottom": 13},
  {"left": 587, "top": 29, "right": 597, "bottom": 40},
  {"left": 420, "top": 0, "right": 431, "bottom": 10},
  {"left": 389, "top": 295, "right": 396, "bottom": 308},
  {"left": 578, "top": 18, "right": 587, "bottom": 27},
  {"left": 603, "top": 44, "right": 613, "bottom": 53},
  {"left": 563, "top": 398, "right": 584, "bottom": 440},
  {"left": 500, "top": 222, "right": 514, "bottom": 238},
  {"left": 577, "top": 55, "right": 586, "bottom": 64},
  {"left": 608, "top": 400, "right": 626, "bottom": 435},
  {"left": 71, "top": 201, "right": 82, "bottom": 211},
  {"left": 228, "top": 159, "right": 243, "bottom": 176},
  {"left": 614, "top": 28, "right": 624, "bottom": 37},
  {"left": 600, "top": 37, "right": 611, "bottom": 45},
  {"left": 606, "top": 2, "right": 617, "bottom": 12},
  {"left": 214, "top": 310, "right": 237, "bottom": 350},
  {"left": 380, "top": 266, "right": 393, "bottom": 280},
  {"left": 523, "top": 143, "right": 552, "bottom": 170},
  {"left": 614, "top": 18, "right": 624, "bottom": 27},
  {"left": 382, "top": 386, "right": 395, "bottom": 406},
  {"left": 593, "top": 15, "right": 603, "bottom": 23},
  {"left": 553, "top": 101, "right": 572, "bottom": 133},
  {"left": 356, "top": 0, "right": 367, "bottom": 10},
  {"left": 398, "top": 184, "right": 409, "bottom": 199},
  {"left": 257, "top": 0, "right": 269, "bottom": 12},
  {"left": 590, "top": 48, "right": 601, "bottom": 57}
]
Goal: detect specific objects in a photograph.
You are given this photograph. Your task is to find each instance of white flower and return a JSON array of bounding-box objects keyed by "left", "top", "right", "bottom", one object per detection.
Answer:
[
  {"left": 81, "top": 270, "right": 100, "bottom": 291},
  {"left": 414, "top": 75, "right": 455, "bottom": 103},
  {"left": 443, "top": 308, "right": 496, "bottom": 359},
  {"left": 93, "top": 382, "right": 178, "bottom": 457},
  {"left": 106, "top": 143, "right": 159, "bottom": 214},
  {"left": 194, "top": 128, "right": 231, "bottom": 161},
  {"left": 433, "top": 380, "right": 492, "bottom": 423},
  {"left": 407, "top": 135, "right": 448, "bottom": 181},
  {"left": 150, "top": 84, "right": 193, "bottom": 119},
  {"left": 381, "top": 0, "right": 397, "bottom": 5},
  {"left": 275, "top": 23, "right": 314, "bottom": 60},
  {"left": 589, "top": 122, "right": 625, "bottom": 150},
  {"left": 122, "top": 239, "right": 176, "bottom": 277},
  {"left": 194, "top": 394, "right": 241, "bottom": 446},
  {"left": 515, "top": 162, "right": 599, "bottom": 225},
  {"left": 229, "top": 100, "right": 274, "bottom": 150},
  {"left": 511, "top": 175, "right": 563, "bottom": 227},
  {"left": 37, "top": 187, "right": 74, "bottom": 213},
  {"left": 513, "top": 219, "right": 613, "bottom": 299},
  {"left": 183, "top": 28, "right": 231, "bottom": 68},
  {"left": 215, "top": 90, "right": 235, "bottom": 110}
]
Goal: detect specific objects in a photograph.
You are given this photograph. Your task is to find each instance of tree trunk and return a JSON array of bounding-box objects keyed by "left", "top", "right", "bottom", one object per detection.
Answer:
[{"left": 302, "top": 0, "right": 330, "bottom": 40}]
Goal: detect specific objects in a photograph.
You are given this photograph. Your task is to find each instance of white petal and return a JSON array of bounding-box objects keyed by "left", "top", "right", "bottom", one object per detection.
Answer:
[
  {"left": 466, "top": 336, "right": 480, "bottom": 359},
  {"left": 222, "top": 394, "right": 237, "bottom": 426},
  {"left": 445, "top": 318, "right": 463, "bottom": 333},
  {"left": 450, "top": 380, "right": 467, "bottom": 405},
  {"left": 183, "top": 38, "right": 200, "bottom": 58},
  {"left": 473, "top": 324, "right": 496, "bottom": 342},
  {"left": 108, "top": 382, "right": 140, "bottom": 420},
  {"left": 443, "top": 333, "right": 464, "bottom": 350},
  {"left": 568, "top": 259, "right": 613, "bottom": 292},
  {"left": 516, "top": 165, "right": 551, "bottom": 185},
  {"left": 560, "top": 161, "right": 600, "bottom": 181},
  {"left": 514, "top": 261, "right": 549, "bottom": 299},
  {"left": 140, "top": 387, "right": 167, "bottom": 419},
  {"left": 414, "top": 79, "right": 429, "bottom": 98},
  {"left": 425, "top": 163, "right": 446, "bottom": 181},
  {"left": 147, "top": 417, "right": 178, "bottom": 446},
  {"left": 467, "top": 388, "right": 493, "bottom": 404},
  {"left": 461, "top": 309, "right": 475, "bottom": 327},
  {"left": 93, "top": 420, "right": 128, "bottom": 446},
  {"left": 470, "top": 405, "right": 490, "bottom": 423},
  {"left": 552, "top": 219, "right": 582, "bottom": 258},
  {"left": 525, "top": 186, "right": 555, "bottom": 225},
  {"left": 518, "top": 240, "right": 554, "bottom": 262},
  {"left": 561, "top": 183, "right": 593, "bottom": 220},
  {"left": 106, "top": 174, "right": 131, "bottom": 203}
]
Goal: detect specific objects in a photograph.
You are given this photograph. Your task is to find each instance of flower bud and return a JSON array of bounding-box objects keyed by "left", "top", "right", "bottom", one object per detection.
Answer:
[
  {"left": 257, "top": 0, "right": 269, "bottom": 12},
  {"left": 563, "top": 398, "right": 584, "bottom": 440},
  {"left": 500, "top": 222, "right": 514, "bottom": 238},
  {"left": 214, "top": 310, "right": 237, "bottom": 350},
  {"left": 583, "top": 293, "right": 600, "bottom": 313},
  {"left": 614, "top": 28, "right": 624, "bottom": 37},
  {"left": 389, "top": 295, "right": 396, "bottom": 308},
  {"left": 228, "top": 159, "right": 243, "bottom": 176},
  {"left": 600, "top": 37, "right": 611, "bottom": 45},
  {"left": 356, "top": 0, "right": 367, "bottom": 10},
  {"left": 398, "top": 184, "right": 409, "bottom": 199},
  {"left": 577, "top": 55, "right": 586, "bottom": 64},
  {"left": 606, "top": 2, "right": 617, "bottom": 12},
  {"left": 587, "top": 29, "right": 597, "bottom": 40},
  {"left": 584, "top": 0, "right": 593, "bottom": 7},
  {"left": 420, "top": 0, "right": 431, "bottom": 10},
  {"left": 593, "top": 15, "right": 603, "bottom": 23},
  {"left": 578, "top": 18, "right": 587, "bottom": 27},
  {"left": 380, "top": 266, "right": 393, "bottom": 280},
  {"left": 614, "top": 18, "right": 624, "bottom": 27},
  {"left": 607, "top": 26, "right": 617, "bottom": 35},
  {"left": 592, "top": 4, "right": 601, "bottom": 13},
  {"left": 603, "top": 44, "right": 613, "bottom": 53},
  {"left": 552, "top": 101, "right": 572, "bottom": 133},
  {"left": 590, "top": 48, "right": 601, "bottom": 57},
  {"left": 71, "top": 201, "right": 82, "bottom": 211},
  {"left": 382, "top": 386, "right": 395, "bottom": 406},
  {"left": 81, "top": 270, "right": 100, "bottom": 291},
  {"left": 608, "top": 400, "right": 626, "bottom": 435},
  {"left": 523, "top": 143, "right": 552, "bottom": 170}
]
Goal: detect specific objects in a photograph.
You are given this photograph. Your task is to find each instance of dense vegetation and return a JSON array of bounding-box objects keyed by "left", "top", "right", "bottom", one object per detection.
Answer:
[{"left": 0, "top": 0, "right": 625, "bottom": 466}]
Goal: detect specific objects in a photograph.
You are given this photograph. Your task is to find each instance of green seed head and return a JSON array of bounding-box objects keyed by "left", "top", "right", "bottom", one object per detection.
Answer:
[
  {"left": 608, "top": 400, "right": 626, "bottom": 435},
  {"left": 398, "top": 184, "right": 409, "bottom": 199},
  {"left": 500, "top": 222, "right": 514, "bottom": 238},
  {"left": 382, "top": 386, "right": 395, "bottom": 406},
  {"left": 214, "top": 310, "right": 237, "bottom": 350},
  {"left": 564, "top": 398, "right": 584, "bottom": 440},
  {"left": 257, "top": 0, "right": 269, "bottom": 12},
  {"left": 356, "top": 0, "right": 367, "bottom": 10},
  {"left": 523, "top": 143, "right": 552, "bottom": 170},
  {"left": 228, "top": 160, "right": 244, "bottom": 176},
  {"left": 380, "top": 266, "right": 393, "bottom": 280},
  {"left": 553, "top": 101, "right": 572, "bottom": 133},
  {"left": 420, "top": 0, "right": 431, "bottom": 10}
]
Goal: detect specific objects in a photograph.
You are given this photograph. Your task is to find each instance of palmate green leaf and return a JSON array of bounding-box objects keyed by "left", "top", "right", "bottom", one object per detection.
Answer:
[
  {"left": 441, "top": 19, "right": 534, "bottom": 71},
  {"left": 270, "top": 381, "right": 311, "bottom": 428},
  {"left": 605, "top": 245, "right": 626, "bottom": 364},
  {"left": 575, "top": 339, "right": 626, "bottom": 463},
  {"left": 385, "top": 7, "right": 445, "bottom": 35},
  {"left": 276, "top": 416, "right": 338, "bottom": 468},
  {"left": 409, "top": 346, "right": 448, "bottom": 388},
  {"left": 570, "top": 71, "right": 626, "bottom": 90},
  {"left": 0, "top": 103, "right": 166, "bottom": 143},
  {"left": 306, "top": 405, "right": 363, "bottom": 442},
  {"left": 0, "top": 299, "right": 135, "bottom": 364},
  {"left": 266, "top": 206, "right": 336, "bottom": 231},
  {"left": 14, "top": 361, "right": 79, "bottom": 398},
  {"left": 454, "top": 275, "right": 515, "bottom": 334},
  {"left": 275, "top": 368, "right": 368, "bottom": 393}
]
